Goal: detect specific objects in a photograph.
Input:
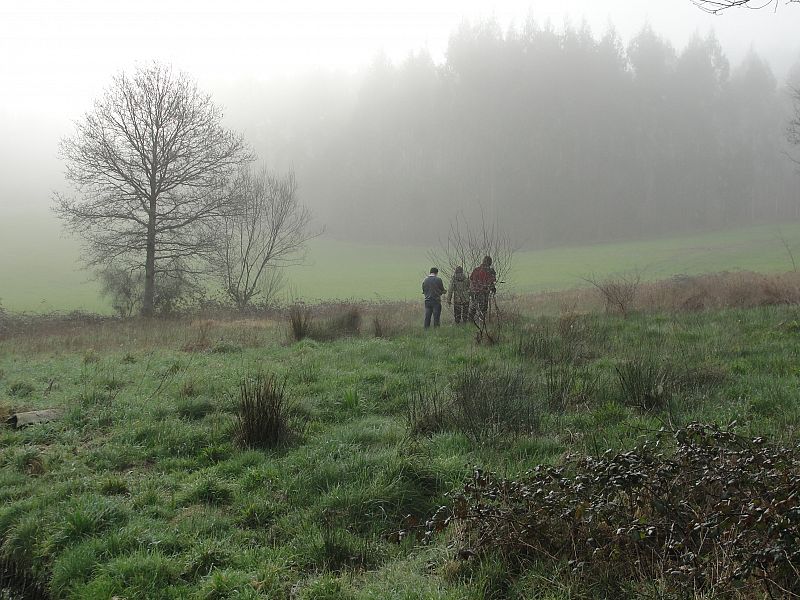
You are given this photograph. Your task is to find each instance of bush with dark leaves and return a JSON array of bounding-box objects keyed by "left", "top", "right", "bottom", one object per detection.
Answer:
[{"left": 416, "top": 423, "right": 800, "bottom": 597}]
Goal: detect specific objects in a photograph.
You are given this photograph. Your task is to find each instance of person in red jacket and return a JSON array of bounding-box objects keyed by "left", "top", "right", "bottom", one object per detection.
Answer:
[{"left": 468, "top": 255, "right": 496, "bottom": 324}]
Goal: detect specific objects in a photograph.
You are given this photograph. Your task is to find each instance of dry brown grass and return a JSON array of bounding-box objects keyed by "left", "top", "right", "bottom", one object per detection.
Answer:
[
  {"left": 2, "top": 272, "right": 798, "bottom": 352},
  {"left": 637, "top": 271, "right": 800, "bottom": 312},
  {"left": 515, "top": 270, "right": 800, "bottom": 316},
  {"left": 0, "top": 400, "right": 12, "bottom": 422},
  {"left": 0, "top": 313, "right": 281, "bottom": 354}
]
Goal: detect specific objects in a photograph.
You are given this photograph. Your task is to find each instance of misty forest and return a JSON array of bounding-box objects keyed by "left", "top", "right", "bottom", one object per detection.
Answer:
[
  {"left": 251, "top": 22, "right": 800, "bottom": 246},
  {"left": 3, "top": 2, "right": 800, "bottom": 599}
]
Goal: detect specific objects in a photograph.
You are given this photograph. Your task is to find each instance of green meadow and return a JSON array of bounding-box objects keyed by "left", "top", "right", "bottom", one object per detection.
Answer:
[
  {"left": 2, "top": 300, "right": 800, "bottom": 598},
  {"left": 2, "top": 211, "right": 800, "bottom": 313}
]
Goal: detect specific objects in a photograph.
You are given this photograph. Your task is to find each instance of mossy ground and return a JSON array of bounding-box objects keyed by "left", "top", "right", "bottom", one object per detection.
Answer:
[{"left": 1, "top": 303, "right": 799, "bottom": 598}]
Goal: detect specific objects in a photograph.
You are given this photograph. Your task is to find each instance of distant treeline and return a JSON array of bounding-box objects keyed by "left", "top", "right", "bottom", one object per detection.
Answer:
[{"left": 233, "top": 20, "right": 800, "bottom": 247}]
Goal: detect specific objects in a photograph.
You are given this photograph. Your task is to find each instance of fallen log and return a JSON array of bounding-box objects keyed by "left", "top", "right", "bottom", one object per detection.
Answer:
[{"left": 5, "top": 409, "right": 62, "bottom": 428}]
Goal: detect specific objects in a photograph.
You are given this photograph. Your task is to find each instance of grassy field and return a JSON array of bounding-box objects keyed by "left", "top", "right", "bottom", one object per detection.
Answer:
[
  {"left": 2, "top": 298, "right": 800, "bottom": 598},
  {"left": 2, "top": 210, "right": 800, "bottom": 313}
]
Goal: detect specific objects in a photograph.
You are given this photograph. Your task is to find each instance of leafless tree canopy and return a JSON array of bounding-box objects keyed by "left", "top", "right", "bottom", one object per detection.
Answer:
[
  {"left": 55, "top": 62, "right": 252, "bottom": 315},
  {"left": 209, "top": 166, "right": 317, "bottom": 308},
  {"left": 692, "top": 0, "right": 798, "bottom": 12},
  {"left": 428, "top": 213, "right": 516, "bottom": 285}
]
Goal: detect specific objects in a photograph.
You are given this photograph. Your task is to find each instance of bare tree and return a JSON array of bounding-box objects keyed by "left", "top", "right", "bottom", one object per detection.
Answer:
[
  {"left": 584, "top": 271, "right": 643, "bottom": 318},
  {"left": 54, "top": 62, "right": 252, "bottom": 316},
  {"left": 692, "top": 0, "right": 798, "bottom": 13},
  {"left": 209, "top": 165, "right": 317, "bottom": 309},
  {"left": 428, "top": 212, "right": 516, "bottom": 284},
  {"left": 429, "top": 212, "right": 517, "bottom": 344}
]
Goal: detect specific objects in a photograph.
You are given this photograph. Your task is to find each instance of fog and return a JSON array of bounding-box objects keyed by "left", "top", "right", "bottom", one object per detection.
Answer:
[{"left": 1, "top": 0, "right": 799, "bottom": 247}]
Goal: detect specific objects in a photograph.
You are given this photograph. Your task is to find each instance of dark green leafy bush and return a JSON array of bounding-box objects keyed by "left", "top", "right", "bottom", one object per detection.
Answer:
[{"left": 418, "top": 423, "right": 800, "bottom": 597}]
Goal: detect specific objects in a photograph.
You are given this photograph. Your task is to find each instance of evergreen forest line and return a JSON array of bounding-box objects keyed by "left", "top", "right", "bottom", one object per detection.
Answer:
[{"left": 237, "top": 20, "right": 800, "bottom": 247}]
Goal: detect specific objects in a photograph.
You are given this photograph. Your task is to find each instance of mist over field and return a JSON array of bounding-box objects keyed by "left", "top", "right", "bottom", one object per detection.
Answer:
[
  {"left": 6, "top": 5, "right": 800, "bottom": 599},
  {"left": 0, "top": 0, "right": 799, "bottom": 311}
]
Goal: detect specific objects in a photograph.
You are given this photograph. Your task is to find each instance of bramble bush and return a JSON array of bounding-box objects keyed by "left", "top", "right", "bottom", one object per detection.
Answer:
[{"left": 417, "top": 423, "right": 800, "bottom": 597}]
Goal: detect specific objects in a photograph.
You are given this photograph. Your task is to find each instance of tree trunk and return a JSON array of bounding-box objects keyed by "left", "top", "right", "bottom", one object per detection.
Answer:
[{"left": 142, "top": 198, "right": 157, "bottom": 317}]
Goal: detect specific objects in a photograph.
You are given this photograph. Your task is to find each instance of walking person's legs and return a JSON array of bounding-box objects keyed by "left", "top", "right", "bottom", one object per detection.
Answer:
[
  {"left": 468, "top": 293, "right": 476, "bottom": 323},
  {"left": 424, "top": 300, "right": 434, "bottom": 328},
  {"left": 473, "top": 293, "right": 489, "bottom": 324},
  {"left": 455, "top": 302, "right": 467, "bottom": 324},
  {"left": 433, "top": 300, "right": 442, "bottom": 327}
]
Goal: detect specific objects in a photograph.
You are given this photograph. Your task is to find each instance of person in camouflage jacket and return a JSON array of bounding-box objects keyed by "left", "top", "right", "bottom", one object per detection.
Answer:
[{"left": 446, "top": 266, "right": 470, "bottom": 324}]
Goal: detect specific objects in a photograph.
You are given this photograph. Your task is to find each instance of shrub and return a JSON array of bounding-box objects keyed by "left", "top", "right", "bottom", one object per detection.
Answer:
[
  {"left": 615, "top": 354, "right": 673, "bottom": 412},
  {"left": 407, "top": 385, "right": 451, "bottom": 437},
  {"left": 288, "top": 302, "right": 313, "bottom": 341},
  {"left": 182, "top": 320, "right": 213, "bottom": 352},
  {"left": 515, "top": 317, "right": 600, "bottom": 366},
  {"left": 675, "top": 362, "right": 727, "bottom": 394},
  {"left": 450, "top": 365, "right": 538, "bottom": 442},
  {"left": 586, "top": 271, "right": 641, "bottom": 317},
  {"left": 233, "top": 373, "right": 296, "bottom": 449},
  {"left": 420, "top": 424, "right": 800, "bottom": 598},
  {"left": 542, "top": 363, "right": 596, "bottom": 411},
  {"left": 311, "top": 305, "right": 362, "bottom": 341},
  {"left": 406, "top": 367, "right": 539, "bottom": 442},
  {"left": 515, "top": 323, "right": 560, "bottom": 363},
  {"left": 371, "top": 313, "right": 391, "bottom": 338}
]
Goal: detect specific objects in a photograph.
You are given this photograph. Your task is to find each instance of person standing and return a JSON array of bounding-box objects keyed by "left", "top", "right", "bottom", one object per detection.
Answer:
[
  {"left": 468, "top": 255, "right": 497, "bottom": 323},
  {"left": 446, "top": 266, "right": 470, "bottom": 324},
  {"left": 422, "top": 267, "right": 446, "bottom": 328}
]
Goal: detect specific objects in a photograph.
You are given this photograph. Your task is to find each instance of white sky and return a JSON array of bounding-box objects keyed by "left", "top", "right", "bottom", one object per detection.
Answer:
[
  {"left": 0, "top": 0, "right": 798, "bottom": 214},
  {"left": 1, "top": 0, "right": 798, "bottom": 115}
]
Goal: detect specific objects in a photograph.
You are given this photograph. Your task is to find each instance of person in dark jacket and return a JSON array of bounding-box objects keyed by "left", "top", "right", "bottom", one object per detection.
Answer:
[
  {"left": 422, "top": 267, "right": 446, "bottom": 328},
  {"left": 468, "top": 256, "right": 497, "bottom": 324},
  {"left": 446, "top": 266, "right": 470, "bottom": 324}
]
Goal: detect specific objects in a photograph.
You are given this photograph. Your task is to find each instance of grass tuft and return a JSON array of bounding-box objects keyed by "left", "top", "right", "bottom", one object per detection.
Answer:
[
  {"left": 8, "top": 380, "right": 35, "bottom": 398},
  {"left": 288, "top": 302, "right": 313, "bottom": 341},
  {"left": 185, "top": 475, "right": 233, "bottom": 506},
  {"left": 615, "top": 354, "right": 673, "bottom": 412},
  {"left": 234, "top": 373, "right": 297, "bottom": 450},
  {"left": 177, "top": 397, "right": 215, "bottom": 421}
]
